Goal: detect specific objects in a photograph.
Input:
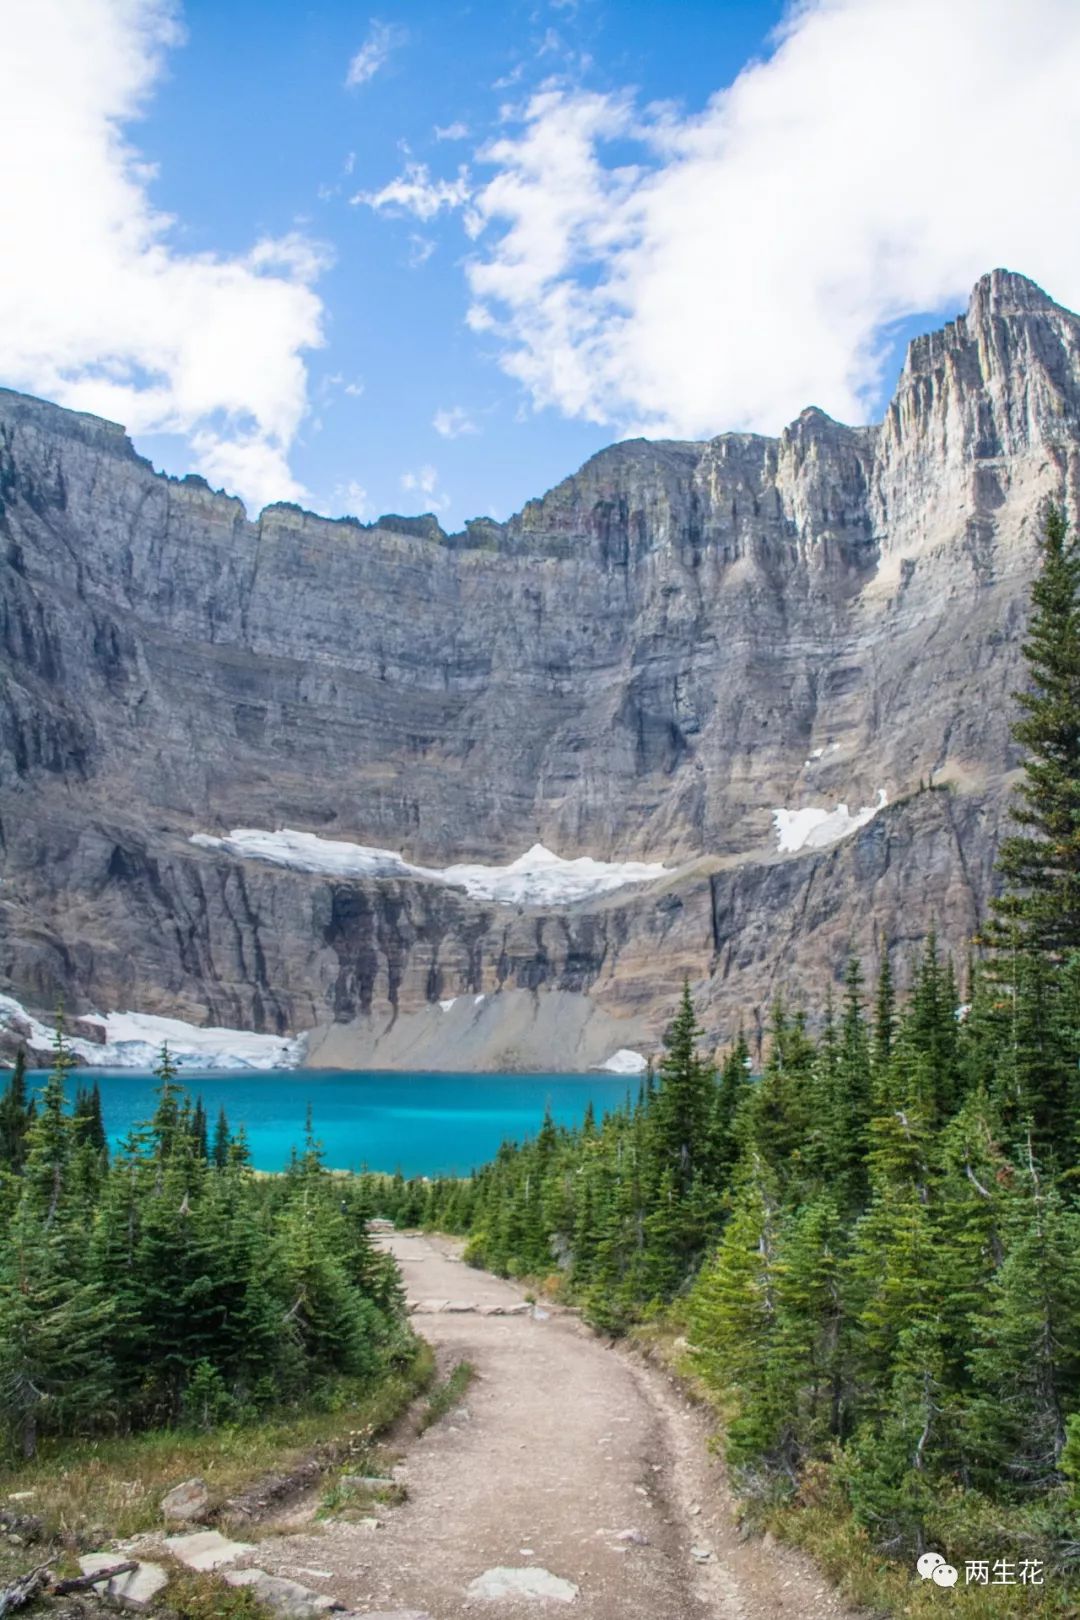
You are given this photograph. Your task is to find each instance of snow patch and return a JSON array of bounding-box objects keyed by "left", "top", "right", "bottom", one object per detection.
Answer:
[
  {"left": 595, "top": 1048, "right": 648, "bottom": 1075},
  {"left": 191, "top": 829, "right": 669, "bottom": 907},
  {"left": 438, "top": 998, "right": 458, "bottom": 1012},
  {"left": 0, "top": 994, "right": 302, "bottom": 1070},
  {"left": 772, "top": 789, "right": 887, "bottom": 854}
]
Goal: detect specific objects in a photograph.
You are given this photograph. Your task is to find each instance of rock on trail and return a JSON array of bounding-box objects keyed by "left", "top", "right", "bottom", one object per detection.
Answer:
[{"left": 243, "top": 1231, "right": 861, "bottom": 1619}]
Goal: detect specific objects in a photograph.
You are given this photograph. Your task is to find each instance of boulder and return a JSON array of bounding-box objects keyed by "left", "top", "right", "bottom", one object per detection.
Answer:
[
  {"left": 161, "top": 1477, "right": 210, "bottom": 1524},
  {"left": 163, "top": 1529, "right": 253, "bottom": 1571},
  {"left": 224, "top": 1569, "right": 340, "bottom": 1617},
  {"left": 466, "top": 1567, "right": 579, "bottom": 1603},
  {"left": 78, "top": 1555, "right": 169, "bottom": 1610}
]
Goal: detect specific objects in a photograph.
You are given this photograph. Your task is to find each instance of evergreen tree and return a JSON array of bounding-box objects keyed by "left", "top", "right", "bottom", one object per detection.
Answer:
[
  {"left": 0, "top": 1047, "right": 31, "bottom": 1171},
  {"left": 993, "top": 501, "right": 1080, "bottom": 956},
  {"left": 212, "top": 1105, "right": 232, "bottom": 1169}
]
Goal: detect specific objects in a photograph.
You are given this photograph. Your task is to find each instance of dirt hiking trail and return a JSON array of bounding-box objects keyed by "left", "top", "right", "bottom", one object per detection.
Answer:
[{"left": 246, "top": 1231, "right": 862, "bottom": 1619}]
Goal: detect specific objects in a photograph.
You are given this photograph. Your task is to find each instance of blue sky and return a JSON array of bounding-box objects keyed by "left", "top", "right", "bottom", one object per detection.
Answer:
[{"left": 4, "top": 0, "right": 1080, "bottom": 528}]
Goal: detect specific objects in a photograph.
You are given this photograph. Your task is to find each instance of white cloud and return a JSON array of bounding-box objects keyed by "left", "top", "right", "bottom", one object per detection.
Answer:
[
  {"left": 408, "top": 234, "right": 436, "bottom": 269},
  {"left": 401, "top": 463, "right": 451, "bottom": 512},
  {"left": 0, "top": 0, "right": 327, "bottom": 514},
  {"left": 435, "top": 120, "right": 470, "bottom": 141},
  {"left": 191, "top": 431, "right": 306, "bottom": 508},
  {"left": 331, "top": 479, "right": 371, "bottom": 519},
  {"left": 345, "top": 19, "right": 405, "bottom": 89},
  {"left": 433, "top": 404, "right": 479, "bottom": 438},
  {"left": 353, "top": 162, "right": 471, "bottom": 221},
  {"left": 463, "top": 0, "right": 1080, "bottom": 438}
]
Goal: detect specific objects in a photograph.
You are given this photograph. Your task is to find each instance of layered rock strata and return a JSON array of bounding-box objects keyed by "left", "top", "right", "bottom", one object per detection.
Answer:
[{"left": 1, "top": 270, "right": 1077, "bottom": 1063}]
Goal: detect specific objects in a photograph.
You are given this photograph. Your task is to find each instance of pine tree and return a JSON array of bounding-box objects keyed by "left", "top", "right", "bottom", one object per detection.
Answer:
[
  {"left": 212, "top": 1105, "right": 232, "bottom": 1169},
  {"left": 872, "top": 948, "right": 897, "bottom": 1083},
  {"left": 651, "top": 982, "right": 716, "bottom": 1197},
  {"left": 993, "top": 501, "right": 1080, "bottom": 955},
  {"left": 0, "top": 1048, "right": 31, "bottom": 1171}
]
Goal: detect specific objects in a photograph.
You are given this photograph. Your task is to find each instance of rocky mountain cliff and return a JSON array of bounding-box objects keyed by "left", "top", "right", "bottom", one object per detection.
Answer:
[{"left": 2, "top": 268, "right": 1078, "bottom": 1067}]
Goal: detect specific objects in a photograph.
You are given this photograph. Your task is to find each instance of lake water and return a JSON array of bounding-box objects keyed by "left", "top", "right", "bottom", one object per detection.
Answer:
[{"left": 35, "top": 1069, "right": 637, "bottom": 1177}]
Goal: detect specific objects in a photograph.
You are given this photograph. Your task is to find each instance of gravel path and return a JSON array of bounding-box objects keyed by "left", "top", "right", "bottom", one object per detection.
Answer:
[{"left": 245, "top": 1232, "right": 862, "bottom": 1619}]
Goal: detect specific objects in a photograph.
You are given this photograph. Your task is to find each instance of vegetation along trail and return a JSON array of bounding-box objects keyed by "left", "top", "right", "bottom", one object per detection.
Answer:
[{"left": 247, "top": 1229, "right": 857, "bottom": 1620}]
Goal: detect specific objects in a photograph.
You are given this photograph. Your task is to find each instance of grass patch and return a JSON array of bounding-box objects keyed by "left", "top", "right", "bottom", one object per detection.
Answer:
[
  {"left": 0, "top": 1344, "right": 435, "bottom": 1547},
  {"left": 766, "top": 1492, "right": 1075, "bottom": 1619},
  {"left": 166, "top": 1567, "right": 272, "bottom": 1620},
  {"left": 416, "top": 1360, "right": 475, "bottom": 1435},
  {"left": 316, "top": 1471, "right": 407, "bottom": 1521}
]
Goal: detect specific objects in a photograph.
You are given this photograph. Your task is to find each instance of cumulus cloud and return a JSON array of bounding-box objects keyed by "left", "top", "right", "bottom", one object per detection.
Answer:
[
  {"left": 435, "top": 120, "right": 470, "bottom": 141},
  {"left": 401, "top": 463, "right": 451, "bottom": 512},
  {"left": 433, "top": 405, "right": 479, "bottom": 438},
  {"left": 463, "top": 0, "right": 1080, "bottom": 438},
  {"left": 0, "top": 0, "right": 327, "bottom": 512},
  {"left": 353, "top": 162, "right": 471, "bottom": 221},
  {"left": 346, "top": 19, "right": 405, "bottom": 88}
]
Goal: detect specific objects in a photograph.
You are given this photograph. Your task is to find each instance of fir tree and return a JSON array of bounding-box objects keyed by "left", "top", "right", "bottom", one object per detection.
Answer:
[
  {"left": 0, "top": 1047, "right": 31, "bottom": 1171},
  {"left": 993, "top": 501, "right": 1080, "bottom": 955},
  {"left": 212, "top": 1105, "right": 232, "bottom": 1169}
]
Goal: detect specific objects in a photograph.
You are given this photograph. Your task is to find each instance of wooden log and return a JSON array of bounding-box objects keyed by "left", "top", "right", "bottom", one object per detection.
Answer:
[{"left": 52, "top": 1561, "right": 138, "bottom": 1596}]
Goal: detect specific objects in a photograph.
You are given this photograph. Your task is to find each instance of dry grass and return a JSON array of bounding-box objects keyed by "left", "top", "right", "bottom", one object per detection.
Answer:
[{"left": 0, "top": 1346, "right": 435, "bottom": 1547}]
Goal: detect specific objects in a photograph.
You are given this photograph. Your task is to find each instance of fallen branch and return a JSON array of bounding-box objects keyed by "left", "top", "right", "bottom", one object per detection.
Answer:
[
  {"left": 0, "top": 1564, "right": 51, "bottom": 1620},
  {"left": 52, "top": 1562, "right": 138, "bottom": 1596}
]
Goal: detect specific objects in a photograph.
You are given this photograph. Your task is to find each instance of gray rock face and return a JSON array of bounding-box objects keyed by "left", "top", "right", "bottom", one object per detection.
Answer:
[{"left": 1, "top": 268, "right": 1077, "bottom": 1050}]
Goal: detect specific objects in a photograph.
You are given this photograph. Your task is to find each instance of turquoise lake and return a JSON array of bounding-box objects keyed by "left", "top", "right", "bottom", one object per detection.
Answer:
[{"left": 36, "top": 1069, "right": 637, "bottom": 1177}]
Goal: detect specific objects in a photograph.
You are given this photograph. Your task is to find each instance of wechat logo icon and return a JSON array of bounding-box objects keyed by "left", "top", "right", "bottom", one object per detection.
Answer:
[{"left": 917, "top": 1552, "right": 959, "bottom": 1587}]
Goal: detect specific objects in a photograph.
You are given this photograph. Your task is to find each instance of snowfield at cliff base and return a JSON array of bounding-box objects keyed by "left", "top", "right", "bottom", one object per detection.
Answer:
[{"left": 0, "top": 995, "right": 302, "bottom": 1070}]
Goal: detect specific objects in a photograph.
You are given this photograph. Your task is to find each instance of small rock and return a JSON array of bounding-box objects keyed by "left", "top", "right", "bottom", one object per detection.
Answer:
[
  {"left": 615, "top": 1529, "right": 649, "bottom": 1546},
  {"left": 688, "top": 1504, "right": 702, "bottom": 1517},
  {"left": 444, "top": 1301, "right": 477, "bottom": 1313},
  {"left": 355, "top": 1612, "right": 431, "bottom": 1619},
  {"left": 164, "top": 1530, "right": 254, "bottom": 1571},
  {"left": 340, "top": 1476, "right": 395, "bottom": 1491},
  {"left": 224, "top": 1570, "right": 340, "bottom": 1618},
  {"left": 78, "top": 1555, "right": 169, "bottom": 1610},
  {"left": 7, "top": 1491, "right": 34, "bottom": 1502},
  {"left": 358, "top": 1517, "right": 381, "bottom": 1532},
  {"left": 691, "top": 1544, "right": 714, "bottom": 1563},
  {"left": 161, "top": 1478, "right": 210, "bottom": 1525},
  {"left": 466, "top": 1567, "right": 579, "bottom": 1604}
]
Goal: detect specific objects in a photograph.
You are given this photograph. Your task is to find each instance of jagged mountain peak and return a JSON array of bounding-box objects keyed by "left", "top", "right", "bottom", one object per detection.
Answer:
[{"left": 967, "top": 266, "right": 1064, "bottom": 320}]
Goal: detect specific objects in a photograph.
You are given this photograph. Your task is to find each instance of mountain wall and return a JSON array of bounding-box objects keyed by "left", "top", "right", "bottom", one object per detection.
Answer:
[{"left": 1, "top": 269, "right": 1077, "bottom": 1065}]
